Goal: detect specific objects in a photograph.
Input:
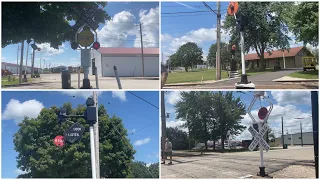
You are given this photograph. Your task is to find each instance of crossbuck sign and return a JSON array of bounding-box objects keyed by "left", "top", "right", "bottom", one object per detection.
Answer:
[{"left": 248, "top": 124, "right": 270, "bottom": 151}]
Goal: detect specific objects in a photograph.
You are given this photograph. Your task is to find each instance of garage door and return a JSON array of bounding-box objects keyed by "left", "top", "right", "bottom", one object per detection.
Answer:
[{"left": 101, "top": 56, "right": 159, "bottom": 77}]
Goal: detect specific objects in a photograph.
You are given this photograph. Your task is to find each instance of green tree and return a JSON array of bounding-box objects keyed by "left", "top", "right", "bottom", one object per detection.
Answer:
[
  {"left": 166, "top": 53, "right": 180, "bottom": 69},
  {"left": 175, "top": 91, "right": 213, "bottom": 150},
  {"left": 2, "top": 2, "right": 110, "bottom": 48},
  {"left": 128, "top": 161, "right": 159, "bottom": 178},
  {"left": 166, "top": 127, "right": 189, "bottom": 150},
  {"left": 212, "top": 92, "right": 246, "bottom": 149},
  {"left": 288, "top": 2, "right": 318, "bottom": 46},
  {"left": 223, "top": 2, "right": 292, "bottom": 70},
  {"left": 207, "top": 42, "right": 241, "bottom": 70},
  {"left": 175, "top": 42, "right": 204, "bottom": 72},
  {"left": 13, "top": 103, "right": 135, "bottom": 178}
]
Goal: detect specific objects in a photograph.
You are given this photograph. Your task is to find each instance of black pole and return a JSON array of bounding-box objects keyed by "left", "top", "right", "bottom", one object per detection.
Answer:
[
  {"left": 282, "top": 117, "right": 285, "bottom": 149},
  {"left": 311, "top": 91, "right": 318, "bottom": 178},
  {"left": 300, "top": 122, "right": 303, "bottom": 146}
]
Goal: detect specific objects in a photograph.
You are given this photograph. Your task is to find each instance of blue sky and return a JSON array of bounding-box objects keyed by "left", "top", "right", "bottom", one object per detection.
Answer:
[
  {"left": 164, "top": 91, "right": 314, "bottom": 140},
  {"left": 1, "top": 91, "right": 159, "bottom": 178},
  {"left": 1, "top": 2, "right": 159, "bottom": 68},
  {"left": 161, "top": 2, "right": 309, "bottom": 62}
]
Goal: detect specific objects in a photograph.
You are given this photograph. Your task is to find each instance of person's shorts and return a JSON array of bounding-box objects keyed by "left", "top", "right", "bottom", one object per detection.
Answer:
[{"left": 165, "top": 151, "right": 172, "bottom": 156}]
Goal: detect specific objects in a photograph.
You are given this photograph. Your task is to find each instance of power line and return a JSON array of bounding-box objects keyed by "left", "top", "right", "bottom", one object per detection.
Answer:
[
  {"left": 128, "top": 92, "right": 159, "bottom": 109},
  {"left": 162, "top": 10, "right": 211, "bottom": 14}
]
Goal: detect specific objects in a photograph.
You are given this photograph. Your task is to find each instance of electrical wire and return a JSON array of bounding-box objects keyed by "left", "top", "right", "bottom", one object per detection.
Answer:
[{"left": 128, "top": 91, "right": 159, "bottom": 109}]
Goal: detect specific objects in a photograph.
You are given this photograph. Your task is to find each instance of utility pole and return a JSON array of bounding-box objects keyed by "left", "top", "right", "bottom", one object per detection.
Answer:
[
  {"left": 161, "top": 91, "right": 166, "bottom": 161},
  {"left": 282, "top": 117, "right": 285, "bottom": 149},
  {"left": 16, "top": 45, "right": 20, "bottom": 75},
  {"left": 311, "top": 91, "right": 318, "bottom": 178},
  {"left": 139, "top": 23, "right": 145, "bottom": 77},
  {"left": 216, "top": 1, "right": 221, "bottom": 80},
  {"left": 31, "top": 49, "right": 35, "bottom": 77},
  {"left": 300, "top": 122, "right": 303, "bottom": 146},
  {"left": 19, "top": 41, "right": 24, "bottom": 84},
  {"left": 93, "top": 92, "right": 100, "bottom": 178}
]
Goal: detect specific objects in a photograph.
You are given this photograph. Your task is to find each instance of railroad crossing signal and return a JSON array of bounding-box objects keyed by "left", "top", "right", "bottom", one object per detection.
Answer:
[
  {"left": 73, "top": 3, "right": 99, "bottom": 31},
  {"left": 227, "top": 2, "right": 239, "bottom": 16},
  {"left": 248, "top": 124, "right": 270, "bottom": 151},
  {"left": 77, "top": 26, "right": 95, "bottom": 47}
]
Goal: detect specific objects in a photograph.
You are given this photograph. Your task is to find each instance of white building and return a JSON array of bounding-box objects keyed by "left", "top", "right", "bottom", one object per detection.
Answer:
[
  {"left": 275, "top": 132, "right": 314, "bottom": 145},
  {"left": 90, "top": 47, "right": 159, "bottom": 77},
  {"left": 2, "top": 62, "right": 43, "bottom": 74}
]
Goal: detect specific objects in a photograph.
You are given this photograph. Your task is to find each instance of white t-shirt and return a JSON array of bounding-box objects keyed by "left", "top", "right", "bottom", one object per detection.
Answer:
[{"left": 165, "top": 142, "right": 172, "bottom": 152}]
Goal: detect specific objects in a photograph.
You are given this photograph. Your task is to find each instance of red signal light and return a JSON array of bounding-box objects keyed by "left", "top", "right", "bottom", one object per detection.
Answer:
[
  {"left": 92, "top": 42, "right": 100, "bottom": 50},
  {"left": 232, "top": 45, "right": 236, "bottom": 51}
]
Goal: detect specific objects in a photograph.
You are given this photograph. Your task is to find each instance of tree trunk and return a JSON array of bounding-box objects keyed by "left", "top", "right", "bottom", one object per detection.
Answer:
[
  {"left": 204, "top": 141, "right": 208, "bottom": 150},
  {"left": 259, "top": 53, "right": 266, "bottom": 70},
  {"left": 185, "top": 66, "right": 188, "bottom": 72},
  {"left": 213, "top": 140, "right": 216, "bottom": 151},
  {"left": 231, "top": 58, "right": 237, "bottom": 71}
]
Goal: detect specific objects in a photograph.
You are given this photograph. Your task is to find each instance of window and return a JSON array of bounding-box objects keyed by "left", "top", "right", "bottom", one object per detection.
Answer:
[
  {"left": 299, "top": 137, "right": 302, "bottom": 139},
  {"left": 288, "top": 138, "right": 291, "bottom": 140}
]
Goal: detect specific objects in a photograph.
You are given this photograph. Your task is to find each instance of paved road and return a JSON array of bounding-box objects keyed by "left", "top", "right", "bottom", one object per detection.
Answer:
[
  {"left": 3, "top": 73, "right": 159, "bottom": 89},
  {"left": 161, "top": 146, "right": 315, "bottom": 178},
  {"left": 165, "top": 69, "right": 318, "bottom": 89}
]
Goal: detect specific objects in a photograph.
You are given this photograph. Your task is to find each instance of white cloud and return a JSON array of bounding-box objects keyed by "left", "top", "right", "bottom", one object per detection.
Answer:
[
  {"left": 98, "top": 7, "right": 159, "bottom": 48},
  {"left": 165, "top": 91, "right": 182, "bottom": 105},
  {"left": 60, "top": 91, "right": 102, "bottom": 100},
  {"left": 164, "top": 18, "right": 229, "bottom": 54},
  {"left": 134, "top": 7, "right": 159, "bottom": 48},
  {"left": 2, "top": 57, "right": 6, "bottom": 61},
  {"left": 236, "top": 104, "right": 312, "bottom": 140},
  {"left": 167, "top": 119, "right": 187, "bottom": 132},
  {"left": 98, "top": 11, "right": 138, "bottom": 47},
  {"left": 134, "top": 137, "right": 151, "bottom": 146},
  {"left": 36, "top": 43, "right": 65, "bottom": 56},
  {"left": 112, "top": 91, "right": 127, "bottom": 102},
  {"left": 161, "top": 34, "right": 173, "bottom": 42},
  {"left": 14, "top": 169, "right": 28, "bottom": 175},
  {"left": 146, "top": 163, "right": 152, "bottom": 167},
  {"left": 2, "top": 99, "right": 44, "bottom": 123},
  {"left": 271, "top": 91, "right": 311, "bottom": 105}
]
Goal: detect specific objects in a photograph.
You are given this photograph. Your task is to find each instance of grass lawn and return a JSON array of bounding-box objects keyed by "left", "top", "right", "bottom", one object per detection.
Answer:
[
  {"left": 1, "top": 76, "right": 32, "bottom": 86},
  {"left": 166, "top": 69, "right": 229, "bottom": 84},
  {"left": 288, "top": 70, "right": 319, "bottom": 79}
]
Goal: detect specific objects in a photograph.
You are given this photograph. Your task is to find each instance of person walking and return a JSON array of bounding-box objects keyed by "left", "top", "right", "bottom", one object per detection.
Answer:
[{"left": 162, "top": 138, "right": 172, "bottom": 165}]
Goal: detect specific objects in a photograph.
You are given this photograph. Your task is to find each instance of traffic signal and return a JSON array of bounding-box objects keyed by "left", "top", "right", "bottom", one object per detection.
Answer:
[
  {"left": 31, "top": 44, "right": 38, "bottom": 50},
  {"left": 231, "top": 45, "right": 236, "bottom": 55},
  {"left": 236, "top": 15, "right": 248, "bottom": 32},
  {"left": 58, "top": 107, "right": 67, "bottom": 124},
  {"left": 84, "top": 106, "right": 97, "bottom": 125}
]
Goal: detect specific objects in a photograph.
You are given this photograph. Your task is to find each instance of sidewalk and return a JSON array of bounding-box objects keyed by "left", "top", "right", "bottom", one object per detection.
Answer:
[{"left": 273, "top": 76, "right": 318, "bottom": 82}]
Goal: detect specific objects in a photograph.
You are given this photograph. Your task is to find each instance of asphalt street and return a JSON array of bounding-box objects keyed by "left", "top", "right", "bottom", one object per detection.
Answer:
[
  {"left": 161, "top": 146, "right": 315, "bottom": 178},
  {"left": 165, "top": 69, "right": 318, "bottom": 89}
]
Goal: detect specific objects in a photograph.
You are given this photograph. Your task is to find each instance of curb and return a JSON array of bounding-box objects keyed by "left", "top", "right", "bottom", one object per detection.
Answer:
[
  {"left": 165, "top": 77, "right": 240, "bottom": 87},
  {"left": 272, "top": 79, "right": 319, "bottom": 82}
]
